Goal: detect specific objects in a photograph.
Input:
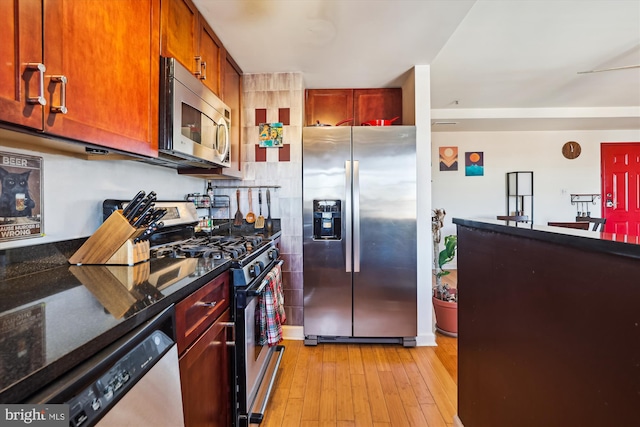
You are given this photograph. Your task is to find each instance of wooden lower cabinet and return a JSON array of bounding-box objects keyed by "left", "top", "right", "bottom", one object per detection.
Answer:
[
  {"left": 176, "top": 271, "right": 232, "bottom": 427},
  {"left": 179, "top": 307, "right": 231, "bottom": 427}
]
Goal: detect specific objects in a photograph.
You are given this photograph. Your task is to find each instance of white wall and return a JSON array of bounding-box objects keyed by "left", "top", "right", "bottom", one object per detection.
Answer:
[
  {"left": 0, "top": 137, "right": 204, "bottom": 250},
  {"left": 431, "top": 129, "right": 640, "bottom": 264},
  {"left": 413, "top": 65, "right": 435, "bottom": 346}
]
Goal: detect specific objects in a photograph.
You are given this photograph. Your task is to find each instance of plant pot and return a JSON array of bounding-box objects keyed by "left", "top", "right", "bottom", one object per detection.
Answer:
[{"left": 432, "top": 296, "right": 458, "bottom": 337}]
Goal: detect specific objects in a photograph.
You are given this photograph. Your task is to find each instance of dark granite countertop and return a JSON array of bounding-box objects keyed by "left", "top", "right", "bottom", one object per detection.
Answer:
[
  {"left": 0, "top": 252, "right": 229, "bottom": 404},
  {"left": 453, "top": 218, "right": 640, "bottom": 259},
  {"left": 0, "top": 223, "right": 283, "bottom": 403}
]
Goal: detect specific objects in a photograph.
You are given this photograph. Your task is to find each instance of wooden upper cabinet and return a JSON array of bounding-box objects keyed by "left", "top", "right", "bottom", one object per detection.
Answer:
[
  {"left": 198, "top": 19, "right": 222, "bottom": 95},
  {"left": 221, "top": 51, "right": 242, "bottom": 178},
  {"left": 305, "top": 89, "right": 354, "bottom": 126},
  {"left": 42, "top": 0, "right": 160, "bottom": 157},
  {"left": 0, "top": 0, "right": 160, "bottom": 157},
  {"left": 161, "top": 0, "right": 199, "bottom": 74},
  {"left": 0, "top": 0, "right": 44, "bottom": 130},
  {"left": 305, "top": 88, "right": 402, "bottom": 126},
  {"left": 353, "top": 88, "right": 402, "bottom": 126},
  {"left": 161, "top": 0, "right": 222, "bottom": 96}
]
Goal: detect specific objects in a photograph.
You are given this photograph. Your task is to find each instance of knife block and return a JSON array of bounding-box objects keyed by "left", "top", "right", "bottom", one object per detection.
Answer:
[{"left": 68, "top": 210, "right": 150, "bottom": 265}]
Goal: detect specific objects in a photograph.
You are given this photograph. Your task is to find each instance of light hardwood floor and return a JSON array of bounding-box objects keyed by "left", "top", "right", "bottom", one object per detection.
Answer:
[{"left": 261, "top": 271, "right": 459, "bottom": 427}]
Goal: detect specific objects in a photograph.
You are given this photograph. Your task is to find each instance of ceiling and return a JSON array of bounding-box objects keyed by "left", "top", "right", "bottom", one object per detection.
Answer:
[{"left": 194, "top": 0, "right": 640, "bottom": 131}]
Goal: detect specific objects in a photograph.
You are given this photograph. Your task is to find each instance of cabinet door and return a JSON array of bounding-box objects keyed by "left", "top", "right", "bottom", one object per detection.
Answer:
[
  {"left": 305, "top": 89, "right": 354, "bottom": 126},
  {"left": 161, "top": 0, "right": 199, "bottom": 74},
  {"left": 0, "top": 0, "right": 44, "bottom": 130},
  {"left": 353, "top": 88, "right": 402, "bottom": 126},
  {"left": 43, "top": 0, "right": 160, "bottom": 157},
  {"left": 222, "top": 51, "right": 243, "bottom": 178},
  {"left": 179, "top": 308, "right": 231, "bottom": 427},
  {"left": 198, "top": 18, "right": 222, "bottom": 96}
]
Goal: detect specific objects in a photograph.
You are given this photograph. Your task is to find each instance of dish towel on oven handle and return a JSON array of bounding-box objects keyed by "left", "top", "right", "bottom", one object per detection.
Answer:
[{"left": 257, "top": 263, "right": 286, "bottom": 346}]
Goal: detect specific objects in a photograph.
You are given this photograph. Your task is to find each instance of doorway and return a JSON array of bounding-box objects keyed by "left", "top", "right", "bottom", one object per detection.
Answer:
[{"left": 600, "top": 142, "right": 640, "bottom": 236}]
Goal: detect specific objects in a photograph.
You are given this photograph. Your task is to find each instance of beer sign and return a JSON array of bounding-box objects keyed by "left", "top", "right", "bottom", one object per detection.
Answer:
[{"left": 0, "top": 151, "right": 43, "bottom": 242}]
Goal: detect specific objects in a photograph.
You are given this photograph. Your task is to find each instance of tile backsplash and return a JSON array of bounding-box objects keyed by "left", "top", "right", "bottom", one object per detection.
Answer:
[{"left": 217, "top": 72, "right": 305, "bottom": 326}]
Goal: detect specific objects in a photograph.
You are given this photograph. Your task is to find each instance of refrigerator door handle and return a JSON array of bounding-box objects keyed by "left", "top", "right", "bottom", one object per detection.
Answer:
[
  {"left": 353, "top": 160, "right": 360, "bottom": 272},
  {"left": 345, "top": 160, "right": 352, "bottom": 272}
]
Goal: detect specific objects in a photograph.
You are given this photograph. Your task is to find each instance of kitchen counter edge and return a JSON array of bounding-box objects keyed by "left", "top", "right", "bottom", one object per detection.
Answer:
[{"left": 452, "top": 218, "right": 640, "bottom": 260}]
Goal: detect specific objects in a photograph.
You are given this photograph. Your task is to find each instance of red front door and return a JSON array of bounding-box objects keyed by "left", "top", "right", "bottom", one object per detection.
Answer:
[{"left": 601, "top": 142, "right": 640, "bottom": 236}]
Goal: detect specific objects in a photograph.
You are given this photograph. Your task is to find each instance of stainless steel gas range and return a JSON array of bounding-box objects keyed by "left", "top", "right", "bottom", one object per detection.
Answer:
[{"left": 103, "top": 199, "right": 286, "bottom": 427}]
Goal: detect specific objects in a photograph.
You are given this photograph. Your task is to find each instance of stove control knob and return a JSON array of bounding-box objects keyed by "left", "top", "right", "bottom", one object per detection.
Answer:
[
  {"left": 249, "top": 262, "right": 261, "bottom": 278},
  {"left": 268, "top": 248, "right": 280, "bottom": 260}
]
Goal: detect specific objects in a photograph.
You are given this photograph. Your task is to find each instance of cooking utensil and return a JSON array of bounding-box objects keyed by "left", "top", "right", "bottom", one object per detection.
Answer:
[
  {"left": 361, "top": 116, "right": 400, "bottom": 126},
  {"left": 245, "top": 188, "right": 256, "bottom": 224},
  {"left": 313, "top": 117, "right": 354, "bottom": 127},
  {"left": 266, "top": 189, "right": 273, "bottom": 232},
  {"left": 234, "top": 189, "right": 243, "bottom": 227},
  {"left": 255, "top": 189, "right": 265, "bottom": 229}
]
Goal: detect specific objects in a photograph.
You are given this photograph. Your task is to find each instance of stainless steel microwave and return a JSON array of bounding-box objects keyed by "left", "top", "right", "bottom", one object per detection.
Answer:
[{"left": 159, "top": 57, "right": 230, "bottom": 168}]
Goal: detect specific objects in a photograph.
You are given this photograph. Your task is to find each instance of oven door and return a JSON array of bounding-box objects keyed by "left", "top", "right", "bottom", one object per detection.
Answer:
[{"left": 236, "top": 260, "right": 285, "bottom": 426}]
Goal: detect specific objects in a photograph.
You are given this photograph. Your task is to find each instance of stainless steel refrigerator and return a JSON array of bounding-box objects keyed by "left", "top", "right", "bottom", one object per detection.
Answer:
[{"left": 302, "top": 126, "right": 417, "bottom": 347}]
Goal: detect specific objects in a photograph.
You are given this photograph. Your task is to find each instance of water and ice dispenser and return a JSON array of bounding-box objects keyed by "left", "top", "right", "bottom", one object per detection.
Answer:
[{"left": 313, "top": 200, "right": 341, "bottom": 240}]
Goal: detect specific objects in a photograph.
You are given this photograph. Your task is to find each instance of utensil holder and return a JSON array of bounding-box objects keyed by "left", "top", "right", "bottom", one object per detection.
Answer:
[{"left": 68, "top": 210, "right": 149, "bottom": 265}]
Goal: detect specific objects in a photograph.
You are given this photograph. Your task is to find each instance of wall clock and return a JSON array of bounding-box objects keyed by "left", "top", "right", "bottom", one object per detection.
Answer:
[{"left": 562, "top": 141, "right": 581, "bottom": 159}]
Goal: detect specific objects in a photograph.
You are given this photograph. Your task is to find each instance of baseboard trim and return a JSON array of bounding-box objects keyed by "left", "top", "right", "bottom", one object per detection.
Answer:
[
  {"left": 416, "top": 332, "right": 437, "bottom": 346},
  {"left": 453, "top": 414, "right": 464, "bottom": 427},
  {"left": 282, "top": 325, "right": 304, "bottom": 340}
]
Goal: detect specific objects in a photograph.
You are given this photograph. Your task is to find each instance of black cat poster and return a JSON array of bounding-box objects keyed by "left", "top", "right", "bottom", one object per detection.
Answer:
[{"left": 0, "top": 151, "right": 43, "bottom": 242}]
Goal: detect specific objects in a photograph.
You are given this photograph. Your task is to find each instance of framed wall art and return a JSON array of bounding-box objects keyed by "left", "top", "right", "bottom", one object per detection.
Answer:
[
  {"left": 0, "top": 151, "right": 44, "bottom": 242},
  {"left": 465, "top": 151, "right": 484, "bottom": 176},
  {"left": 258, "top": 122, "right": 283, "bottom": 147},
  {"left": 439, "top": 146, "right": 458, "bottom": 171}
]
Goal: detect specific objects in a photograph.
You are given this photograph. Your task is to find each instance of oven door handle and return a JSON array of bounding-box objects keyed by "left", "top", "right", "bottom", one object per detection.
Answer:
[
  {"left": 247, "top": 260, "right": 284, "bottom": 296},
  {"left": 249, "top": 345, "right": 286, "bottom": 424}
]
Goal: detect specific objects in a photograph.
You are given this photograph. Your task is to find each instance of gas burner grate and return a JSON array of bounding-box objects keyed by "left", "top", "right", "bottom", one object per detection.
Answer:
[
  {"left": 150, "top": 234, "right": 269, "bottom": 260},
  {"left": 176, "top": 245, "right": 225, "bottom": 259}
]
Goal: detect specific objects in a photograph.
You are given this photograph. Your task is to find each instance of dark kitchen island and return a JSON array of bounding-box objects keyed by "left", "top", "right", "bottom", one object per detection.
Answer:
[{"left": 452, "top": 218, "right": 640, "bottom": 427}]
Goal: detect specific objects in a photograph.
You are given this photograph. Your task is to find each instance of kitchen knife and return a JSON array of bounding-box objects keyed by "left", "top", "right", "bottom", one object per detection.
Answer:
[
  {"left": 130, "top": 191, "right": 156, "bottom": 223},
  {"left": 133, "top": 221, "right": 164, "bottom": 243},
  {"left": 132, "top": 202, "right": 155, "bottom": 228},
  {"left": 123, "top": 191, "right": 146, "bottom": 222},
  {"left": 141, "top": 208, "right": 167, "bottom": 227},
  {"left": 138, "top": 208, "right": 165, "bottom": 228}
]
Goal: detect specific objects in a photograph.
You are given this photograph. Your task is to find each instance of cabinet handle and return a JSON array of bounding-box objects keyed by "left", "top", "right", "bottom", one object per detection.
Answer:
[
  {"left": 196, "top": 300, "right": 217, "bottom": 308},
  {"left": 194, "top": 56, "right": 203, "bottom": 77},
  {"left": 200, "top": 61, "right": 207, "bottom": 81},
  {"left": 25, "top": 63, "right": 46, "bottom": 106},
  {"left": 49, "top": 75, "right": 68, "bottom": 114}
]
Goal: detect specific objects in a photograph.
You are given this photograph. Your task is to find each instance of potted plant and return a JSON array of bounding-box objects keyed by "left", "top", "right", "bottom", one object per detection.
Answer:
[{"left": 432, "top": 208, "right": 458, "bottom": 337}]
